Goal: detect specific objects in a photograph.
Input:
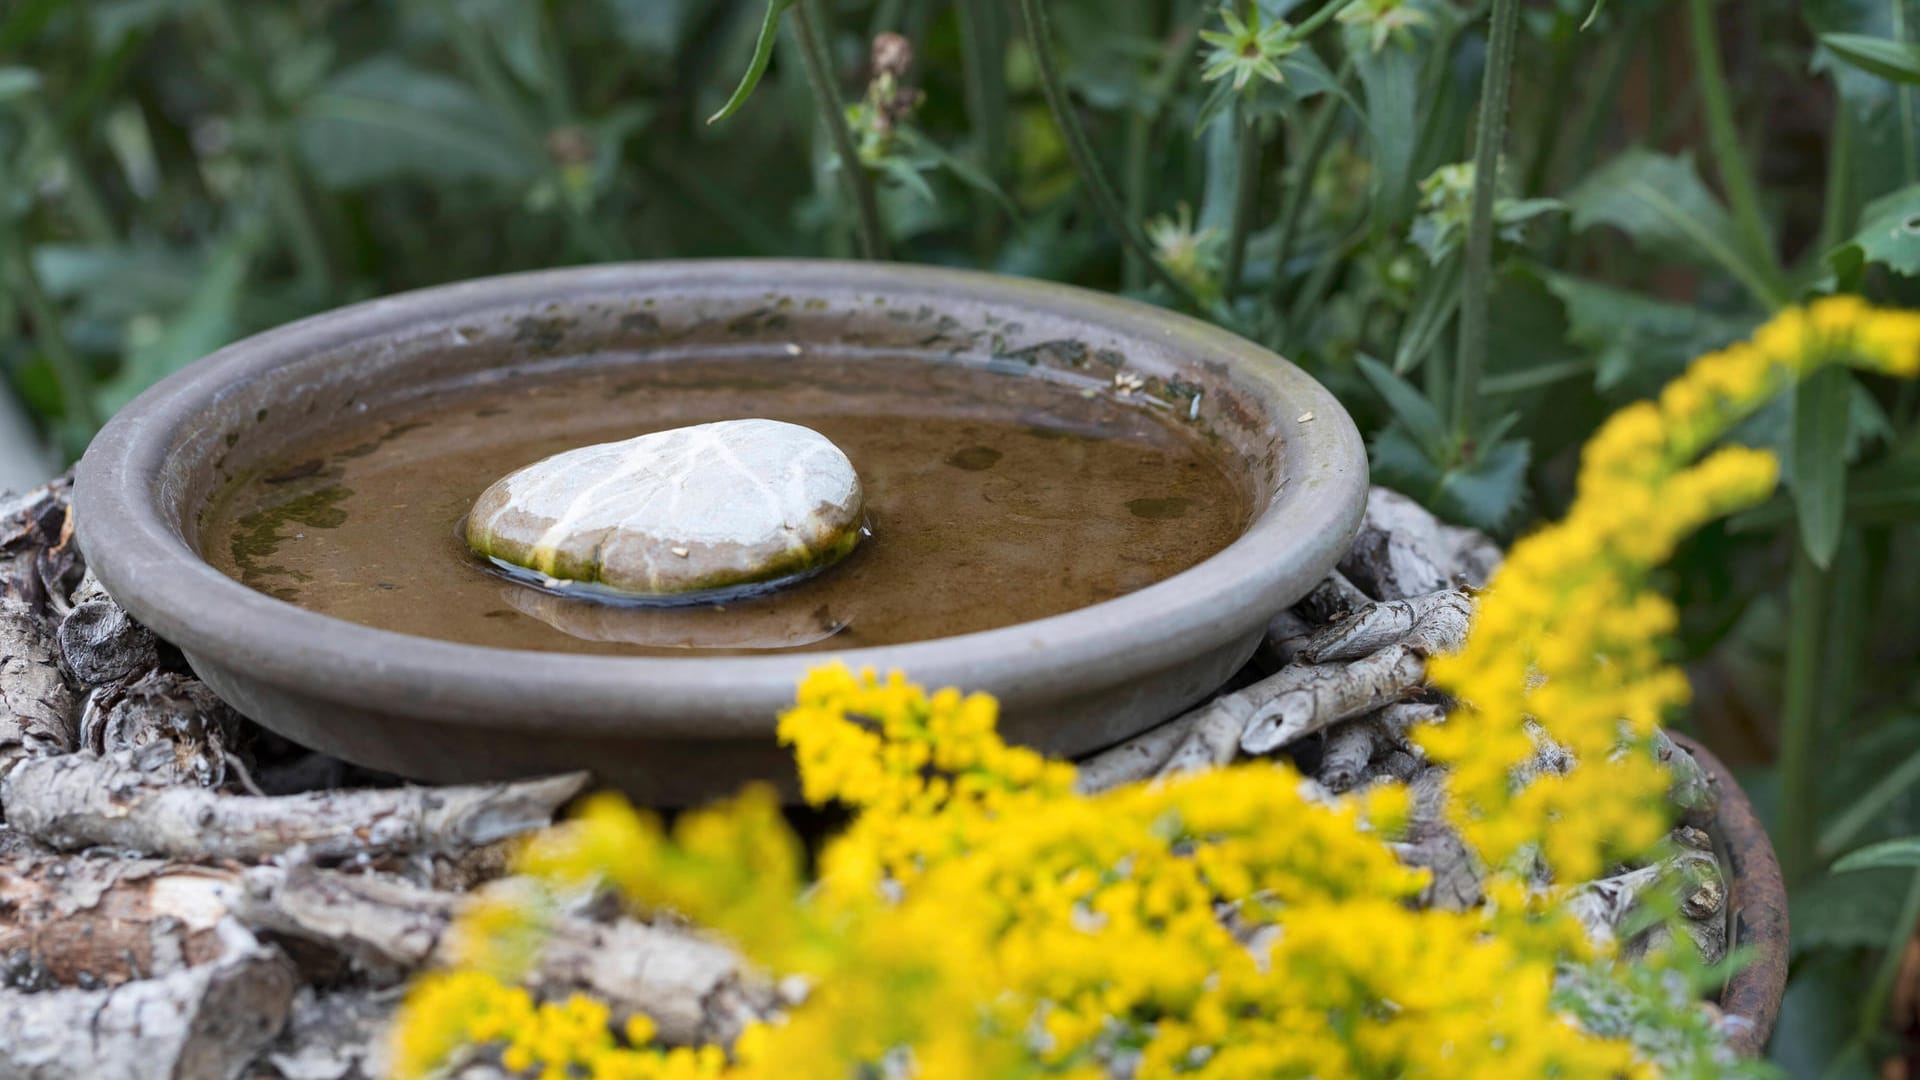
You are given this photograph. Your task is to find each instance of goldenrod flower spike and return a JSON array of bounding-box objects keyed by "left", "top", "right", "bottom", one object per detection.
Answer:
[
  {"left": 390, "top": 300, "right": 1918, "bottom": 1079},
  {"left": 1426, "top": 299, "right": 1920, "bottom": 885}
]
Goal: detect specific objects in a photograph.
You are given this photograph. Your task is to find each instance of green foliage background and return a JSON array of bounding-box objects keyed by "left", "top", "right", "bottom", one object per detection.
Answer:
[{"left": 6, "top": 0, "right": 1920, "bottom": 1070}]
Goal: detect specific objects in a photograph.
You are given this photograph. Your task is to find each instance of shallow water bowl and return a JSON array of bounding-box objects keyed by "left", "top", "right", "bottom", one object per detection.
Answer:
[{"left": 75, "top": 261, "right": 1367, "bottom": 802}]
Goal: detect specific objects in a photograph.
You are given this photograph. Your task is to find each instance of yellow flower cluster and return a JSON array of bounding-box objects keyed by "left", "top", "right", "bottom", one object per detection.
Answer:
[
  {"left": 779, "top": 663, "right": 1076, "bottom": 902},
  {"left": 390, "top": 299, "right": 1920, "bottom": 1079},
  {"left": 390, "top": 970, "right": 727, "bottom": 1080},
  {"left": 1425, "top": 297, "right": 1920, "bottom": 883},
  {"left": 395, "top": 666, "right": 1636, "bottom": 1078}
]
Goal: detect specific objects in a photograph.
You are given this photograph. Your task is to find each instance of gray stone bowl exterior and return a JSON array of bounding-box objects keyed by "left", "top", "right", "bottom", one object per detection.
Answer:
[{"left": 74, "top": 261, "right": 1369, "bottom": 802}]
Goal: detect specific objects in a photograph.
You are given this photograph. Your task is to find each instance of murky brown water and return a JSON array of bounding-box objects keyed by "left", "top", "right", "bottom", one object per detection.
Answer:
[{"left": 201, "top": 354, "right": 1250, "bottom": 655}]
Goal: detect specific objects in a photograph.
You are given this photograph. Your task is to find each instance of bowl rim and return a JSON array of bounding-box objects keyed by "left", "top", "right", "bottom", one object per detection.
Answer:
[{"left": 75, "top": 259, "right": 1368, "bottom": 739}]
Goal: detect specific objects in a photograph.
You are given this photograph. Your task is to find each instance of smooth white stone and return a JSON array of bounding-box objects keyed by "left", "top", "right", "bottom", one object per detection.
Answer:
[{"left": 465, "top": 419, "right": 863, "bottom": 596}]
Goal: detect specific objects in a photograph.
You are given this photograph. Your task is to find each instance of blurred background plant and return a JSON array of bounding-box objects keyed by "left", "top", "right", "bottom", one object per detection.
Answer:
[{"left": 4, "top": 0, "right": 1920, "bottom": 1070}]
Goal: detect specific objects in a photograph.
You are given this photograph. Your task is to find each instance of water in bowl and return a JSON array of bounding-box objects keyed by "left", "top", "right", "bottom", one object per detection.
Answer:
[{"left": 200, "top": 352, "right": 1250, "bottom": 655}]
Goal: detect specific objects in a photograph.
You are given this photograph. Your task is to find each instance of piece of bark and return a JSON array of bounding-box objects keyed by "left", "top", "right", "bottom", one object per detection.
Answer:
[
  {"left": 232, "top": 863, "right": 779, "bottom": 1046},
  {"left": 1, "top": 476, "right": 81, "bottom": 622},
  {"left": 2, "top": 748, "right": 589, "bottom": 860},
  {"left": 1080, "top": 594, "right": 1453, "bottom": 790},
  {"left": 0, "top": 918, "right": 294, "bottom": 1080},
  {"left": 1074, "top": 715, "right": 1197, "bottom": 795},
  {"left": 1313, "top": 698, "right": 1447, "bottom": 794},
  {"left": 0, "top": 607, "right": 77, "bottom": 778},
  {"left": 80, "top": 671, "right": 236, "bottom": 788},
  {"left": 59, "top": 596, "right": 161, "bottom": 689},
  {"left": 1376, "top": 701, "right": 1446, "bottom": 740},
  {"left": 1235, "top": 645, "right": 1429, "bottom": 756},
  {"left": 1256, "top": 609, "right": 1314, "bottom": 670},
  {"left": 255, "top": 986, "right": 396, "bottom": 1080},
  {"left": 1338, "top": 519, "right": 1449, "bottom": 602},
  {"left": 1567, "top": 848, "right": 1726, "bottom": 964},
  {"left": 1317, "top": 716, "right": 1385, "bottom": 794},
  {"left": 1295, "top": 589, "right": 1473, "bottom": 664},
  {"left": 0, "top": 831, "right": 233, "bottom": 989},
  {"left": 1291, "top": 570, "right": 1372, "bottom": 626},
  {"left": 1356, "top": 488, "right": 1504, "bottom": 588},
  {"left": 1628, "top": 916, "right": 1729, "bottom": 968},
  {"left": 1371, "top": 747, "right": 1424, "bottom": 783},
  {"left": 1388, "top": 768, "right": 1483, "bottom": 912}
]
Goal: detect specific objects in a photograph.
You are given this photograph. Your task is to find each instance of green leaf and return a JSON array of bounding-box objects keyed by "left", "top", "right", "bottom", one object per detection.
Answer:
[
  {"left": 1793, "top": 366, "right": 1854, "bottom": 568},
  {"left": 295, "top": 59, "right": 533, "bottom": 189},
  {"left": 1193, "top": 79, "right": 1237, "bottom": 136},
  {"left": 1580, "top": 0, "right": 1607, "bottom": 30},
  {"left": 1438, "top": 437, "right": 1531, "bottom": 532},
  {"left": 1820, "top": 31, "right": 1920, "bottom": 84},
  {"left": 877, "top": 156, "right": 938, "bottom": 205},
  {"left": 1565, "top": 148, "right": 1787, "bottom": 308},
  {"left": 707, "top": 0, "right": 796, "bottom": 125},
  {"left": 1794, "top": 867, "right": 1914, "bottom": 953},
  {"left": 1276, "top": 45, "right": 1344, "bottom": 102},
  {"left": 1834, "top": 835, "right": 1920, "bottom": 873},
  {"left": 1829, "top": 182, "right": 1920, "bottom": 285},
  {"left": 95, "top": 230, "right": 261, "bottom": 416},
  {"left": 1542, "top": 271, "right": 1757, "bottom": 392},
  {"left": 1371, "top": 423, "right": 1531, "bottom": 532},
  {"left": 1357, "top": 352, "right": 1448, "bottom": 458},
  {"left": 893, "top": 127, "right": 1019, "bottom": 215},
  {"left": 1806, "top": 1, "right": 1920, "bottom": 222},
  {"left": 1353, "top": 35, "right": 1421, "bottom": 224}
]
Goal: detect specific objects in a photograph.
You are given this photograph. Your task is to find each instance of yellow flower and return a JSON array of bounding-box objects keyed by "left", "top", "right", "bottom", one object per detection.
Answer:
[{"left": 391, "top": 300, "right": 1920, "bottom": 1079}]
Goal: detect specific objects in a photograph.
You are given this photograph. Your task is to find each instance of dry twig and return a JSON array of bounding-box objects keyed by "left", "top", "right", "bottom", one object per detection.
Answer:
[{"left": 1, "top": 749, "right": 589, "bottom": 860}]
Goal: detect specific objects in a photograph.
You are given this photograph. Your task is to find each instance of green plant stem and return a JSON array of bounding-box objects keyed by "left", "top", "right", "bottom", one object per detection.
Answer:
[
  {"left": 1451, "top": 0, "right": 1521, "bottom": 439},
  {"left": 1269, "top": 61, "right": 1354, "bottom": 305},
  {"left": 1222, "top": 104, "right": 1262, "bottom": 298},
  {"left": 202, "top": 0, "right": 333, "bottom": 292},
  {"left": 1291, "top": 0, "right": 1363, "bottom": 40},
  {"left": 1779, "top": 545, "right": 1830, "bottom": 883},
  {"left": 4, "top": 242, "right": 99, "bottom": 435},
  {"left": 792, "top": 0, "right": 888, "bottom": 260},
  {"left": 1123, "top": 11, "right": 1205, "bottom": 291},
  {"left": 1013, "top": 0, "right": 1201, "bottom": 307},
  {"left": 1685, "top": 0, "right": 1787, "bottom": 305}
]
